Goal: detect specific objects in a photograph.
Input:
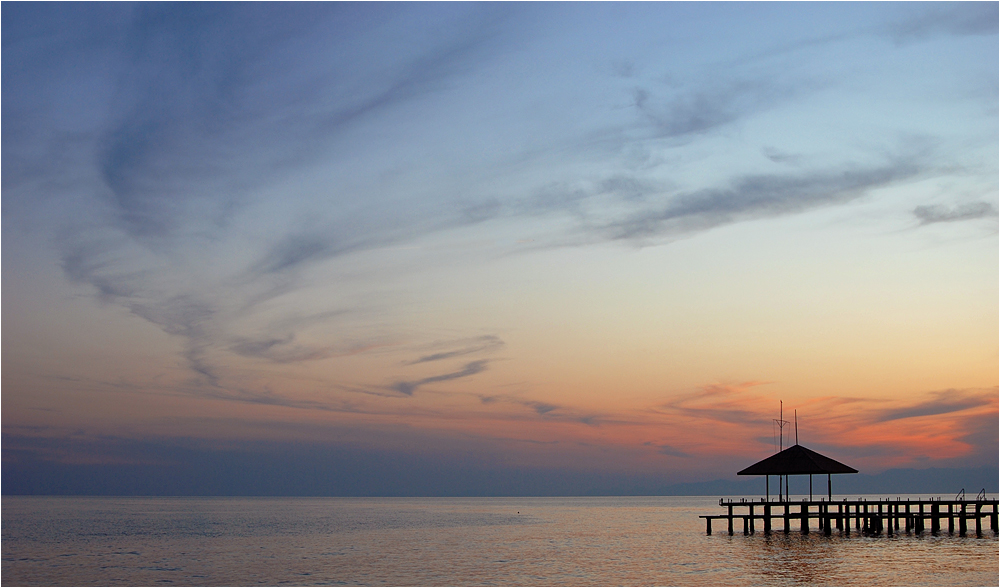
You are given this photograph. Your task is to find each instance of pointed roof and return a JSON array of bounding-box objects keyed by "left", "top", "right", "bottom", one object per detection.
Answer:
[{"left": 737, "top": 444, "right": 858, "bottom": 476}]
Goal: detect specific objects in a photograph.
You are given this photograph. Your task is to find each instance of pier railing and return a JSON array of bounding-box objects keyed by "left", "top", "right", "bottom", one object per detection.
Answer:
[{"left": 700, "top": 497, "right": 999, "bottom": 537}]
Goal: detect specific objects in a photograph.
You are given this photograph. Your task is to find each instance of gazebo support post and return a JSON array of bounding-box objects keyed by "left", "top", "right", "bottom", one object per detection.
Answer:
[{"left": 737, "top": 443, "right": 858, "bottom": 510}]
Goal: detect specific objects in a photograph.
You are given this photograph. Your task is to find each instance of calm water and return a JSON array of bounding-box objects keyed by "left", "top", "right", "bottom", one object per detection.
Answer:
[{"left": 2, "top": 496, "right": 997, "bottom": 586}]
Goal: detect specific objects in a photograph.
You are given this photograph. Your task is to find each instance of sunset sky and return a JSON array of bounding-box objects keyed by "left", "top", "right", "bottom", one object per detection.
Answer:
[{"left": 3, "top": 2, "right": 997, "bottom": 495}]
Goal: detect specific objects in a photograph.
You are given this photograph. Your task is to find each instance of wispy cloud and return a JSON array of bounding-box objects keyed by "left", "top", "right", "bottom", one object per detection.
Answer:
[
  {"left": 475, "top": 394, "right": 604, "bottom": 426},
  {"left": 632, "top": 78, "right": 793, "bottom": 141},
  {"left": 406, "top": 335, "right": 505, "bottom": 365},
  {"left": 85, "top": 4, "right": 510, "bottom": 242},
  {"left": 18, "top": 3, "right": 512, "bottom": 392},
  {"left": 643, "top": 442, "right": 691, "bottom": 458},
  {"left": 657, "top": 381, "right": 775, "bottom": 428},
  {"left": 913, "top": 202, "right": 997, "bottom": 225},
  {"left": 524, "top": 401, "right": 559, "bottom": 416},
  {"left": 888, "top": 3, "right": 999, "bottom": 43},
  {"left": 4, "top": 3, "right": 994, "bottom": 427},
  {"left": 872, "top": 389, "right": 995, "bottom": 423},
  {"left": 652, "top": 383, "right": 998, "bottom": 467},
  {"left": 389, "top": 360, "right": 490, "bottom": 396},
  {"left": 228, "top": 335, "right": 361, "bottom": 364},
  {"left": 602, "top": 161, "right": 921, "bottom": 242}
]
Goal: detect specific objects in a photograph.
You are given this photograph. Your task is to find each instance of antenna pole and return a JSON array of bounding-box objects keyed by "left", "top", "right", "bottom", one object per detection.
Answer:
[
  {"left": 772, "top": 401, "right": 791, "bottom": 501},
  {"left": 773, "top": 401, "right": 788, "bottom": 453},
  {"left": 795, "top": 410, "right": 798, "bottom": 445}
]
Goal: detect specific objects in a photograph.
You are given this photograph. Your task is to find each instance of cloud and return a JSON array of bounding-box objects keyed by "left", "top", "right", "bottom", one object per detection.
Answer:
[
  {"left": 524, "top": 401, "right": 559, "bottom": 416},
  {"left": 230, "top": 334, "right": 389, "bottom": 364},
  {"left": 85, "top": 4, "right": 509, "bottom": 241},
  {"left": 124, "top": 294, "right": 221, "bottom": 385},
  {"left": 872, "top": 389, "right": 995, "bottom": 423},
  {"left": 633, "top": 79, "right": 791, "bottom": 140},
  {"left": 228, "top": 335, "right": 333, "bottom": 364},
  {"left": 471, "top": 393, "right": 607, "bottom": 425},
  {"left": 389, "top": 360, "right": 490, "bottom": 396},
  {"left": 913, "top": 202, "right": 997, "bottom": 225},
  {"left": 60, "top": 241, "right": 139, "bottom": 303},
  {"left": 649, "top": 382, "right": 998, "bottom": 471},
  {"left": 660, "top": 384, "right": 995, "bottom": 433},
  {"left": 453, "top": 148, "right": 928, "bottom": 254},
  {"left": 406, "top": 335, "right": 505, "bottom": 365},
  {"left": 252, "top": 234, "right": 341, "bottom": 276},
  {"left": 229, "top": 335, "right": 295, "bottom": 359},
  {"left": 652, "top": 383, "right": 779, "bottom": 431},
  {"left": 464, "top": 151, "right": 928, "bottom": 253},
  {"left": 10, "top": 4, "right": 513, "bottom": 393},
  {"left": 888, "top": 3, "right": 999, "bottom": 43},
  {"left": 955, "top": 411, "right": 1000, "bottom": 467},
  {"left": 653, "top": 443, "right": 691, "bottom": 458},
  {"left": 603, "top": 161, "right": 921, "bottom": 241},
  {"left": 597, "top": 175, "right": 658, "bottom": 203},
  {"left": 761, "top": 147, "right": 801, "bottom": 165},
  {"left": 4, "top": 3, "right": 989, "bottom": 413},
  {"left": 610, "top": 60, "right": 636, "bottom": 79}
]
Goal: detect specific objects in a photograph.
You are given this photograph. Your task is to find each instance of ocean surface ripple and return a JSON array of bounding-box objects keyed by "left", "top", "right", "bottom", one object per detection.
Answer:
[{"left": 3, "top": 496, "right": 997, "bottom": 586}]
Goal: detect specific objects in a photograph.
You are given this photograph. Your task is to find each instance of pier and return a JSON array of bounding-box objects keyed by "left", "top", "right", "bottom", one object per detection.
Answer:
[
  {"left": 707, "top": 406, "right": 999, "bottom": 538},
  {"left": 700, "top": 495, "right": 1000, "bottom": 537}
]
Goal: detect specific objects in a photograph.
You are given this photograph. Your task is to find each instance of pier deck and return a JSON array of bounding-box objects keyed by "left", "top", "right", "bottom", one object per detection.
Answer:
[{"left": 700, "top": 497, "right": 999, "bottom": 537}]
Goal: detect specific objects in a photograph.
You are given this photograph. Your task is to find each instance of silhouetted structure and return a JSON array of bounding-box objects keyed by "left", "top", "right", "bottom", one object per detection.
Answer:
[
  {"left": 700, "top": 445, "right": 997, "bottom": 538},
  {"left": 700, "top": 406, "right": 998, "bottom": 538},
  {"left": 700, "top": 494, "right": 999, "bottom": 537},
  {"left": 737, "top": 443, "right": 857, "bottom": 501}
]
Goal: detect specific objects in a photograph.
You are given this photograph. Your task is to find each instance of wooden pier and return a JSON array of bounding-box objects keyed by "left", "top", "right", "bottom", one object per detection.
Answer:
[{"left": 701, "top": 497, "right": 1000, "bottom": 537}]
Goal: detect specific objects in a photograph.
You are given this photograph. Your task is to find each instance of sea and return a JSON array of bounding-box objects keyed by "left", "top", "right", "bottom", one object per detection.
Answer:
[{"left": 2, "top": 495, "right": 997, "bottom": 586}]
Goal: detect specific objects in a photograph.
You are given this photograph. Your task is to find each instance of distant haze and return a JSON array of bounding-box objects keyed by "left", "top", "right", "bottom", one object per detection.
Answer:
[{"left": 3, "top": 3, "right": 997, "bottom": 496}]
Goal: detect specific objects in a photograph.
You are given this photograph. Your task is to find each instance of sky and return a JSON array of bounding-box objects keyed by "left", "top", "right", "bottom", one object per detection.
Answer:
[{"left": 3, "top": 2, "right": 998, "bottom": 495}]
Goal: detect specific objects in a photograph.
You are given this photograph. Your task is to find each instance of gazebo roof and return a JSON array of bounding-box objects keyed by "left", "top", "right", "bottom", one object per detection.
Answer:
[{"left": 737, "top": 444, "right": 858, "bottom": 476}]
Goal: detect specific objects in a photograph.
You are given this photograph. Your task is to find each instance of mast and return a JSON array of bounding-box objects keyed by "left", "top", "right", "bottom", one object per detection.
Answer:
[
  {"left": 772, "top": 401, "right": 790, "bottom": 501},
  {"left": 774, "top": 401, "right": 789, "bottom": 452}
]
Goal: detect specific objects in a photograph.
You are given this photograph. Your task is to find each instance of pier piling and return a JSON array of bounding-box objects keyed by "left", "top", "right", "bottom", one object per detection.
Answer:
[
  {"left": 701, "top": 497, "right": 998, "bottom": 539},
  {"left": 931, "top": 502, "right": 940, "bottom": 535}
]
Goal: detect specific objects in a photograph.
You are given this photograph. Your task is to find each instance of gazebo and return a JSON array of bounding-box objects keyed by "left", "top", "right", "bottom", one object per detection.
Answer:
[{"left": 738, "top": 444, "right": 857, "bottom": 501}]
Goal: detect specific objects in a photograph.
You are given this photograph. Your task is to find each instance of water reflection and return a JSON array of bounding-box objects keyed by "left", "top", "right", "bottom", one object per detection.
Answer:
[
  {"left": 3, "top": 496, "right": 996, "bottom": 586},
  {"left": 728, "top": 529, "right": 998, "bottom": 586}
]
